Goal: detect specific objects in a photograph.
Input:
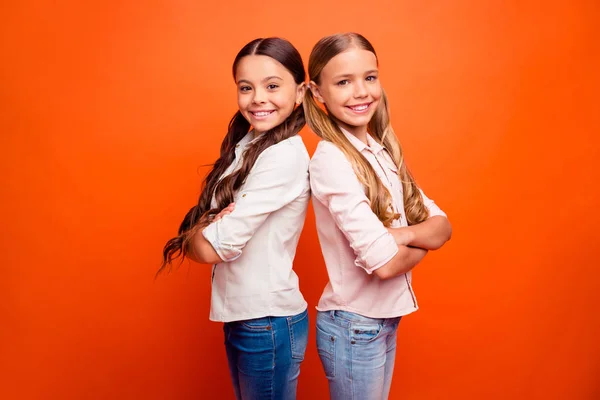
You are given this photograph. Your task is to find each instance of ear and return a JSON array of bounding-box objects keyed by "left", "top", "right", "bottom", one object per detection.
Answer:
[
  {"left": 295, "top": 82, "right": 307, "bottom": 105},
  {"left": 308, "top": 80, "right": 325, "bottom": 104}
]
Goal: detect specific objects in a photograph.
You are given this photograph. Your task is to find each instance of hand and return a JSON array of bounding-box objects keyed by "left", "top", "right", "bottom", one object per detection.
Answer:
[
  {"left": 213, "top": 203, "right": 235, "bottom": 222},
  {"left": 387, "top": 226, "right": 415, "bottom": 247}
]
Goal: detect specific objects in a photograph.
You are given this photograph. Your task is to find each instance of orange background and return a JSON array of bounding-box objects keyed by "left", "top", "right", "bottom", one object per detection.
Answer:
[{"left": 2, "top": 1, "right": 599, "bottom": 399}]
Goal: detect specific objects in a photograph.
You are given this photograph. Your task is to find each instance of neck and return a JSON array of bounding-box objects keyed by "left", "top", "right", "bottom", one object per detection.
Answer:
[{"left": 339, "top": 123, "right": 368, "bottom": 145}]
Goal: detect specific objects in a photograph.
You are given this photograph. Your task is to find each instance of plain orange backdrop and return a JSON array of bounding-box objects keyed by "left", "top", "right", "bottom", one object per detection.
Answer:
[{"left": 2, "top": 0, "right": 599, "bottom": 399}]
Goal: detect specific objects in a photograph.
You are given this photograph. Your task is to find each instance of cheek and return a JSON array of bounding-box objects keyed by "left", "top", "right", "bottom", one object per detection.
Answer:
[
  {"left": 324, "top": 88, "right": 348, "bottom": 108},
  {"left": 237, "top": 94, "right": 247, "bottom": 111},
  {"left": 371, "top": 84, "right": 383, "bottom": 100},
  {"left": 273, "top": 92, "right": 297, "bottom": 112}
]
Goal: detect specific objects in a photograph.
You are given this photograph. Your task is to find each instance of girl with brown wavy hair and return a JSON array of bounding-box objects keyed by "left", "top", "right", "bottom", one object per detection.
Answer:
[
  {"left": 304, "top": 32, "right": 452, "bottom": 399},
  {"left": 159, "top": 37, "right": 310, "bottom": 400}
]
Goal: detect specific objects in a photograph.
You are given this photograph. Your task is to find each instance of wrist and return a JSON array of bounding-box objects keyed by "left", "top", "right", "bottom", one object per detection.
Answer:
[{"left": 405, "top": 226, "right": 416, "bottom": 244}]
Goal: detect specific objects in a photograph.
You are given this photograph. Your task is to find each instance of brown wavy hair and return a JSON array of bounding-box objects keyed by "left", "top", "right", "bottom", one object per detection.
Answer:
[
  {"left": 304, "top": 32, "right": 428, "bottom": 227},
  {"left": 158, "top": 37, "right": 306, "bottom": 275}
]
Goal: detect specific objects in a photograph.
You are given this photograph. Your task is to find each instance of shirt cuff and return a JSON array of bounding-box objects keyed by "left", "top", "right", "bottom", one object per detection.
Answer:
[
  {"left": 354, "top": 232, "right": 399, "bottom": 274},
  {"left": 202, "top": 222, "right": 242, "bottom": 263}
]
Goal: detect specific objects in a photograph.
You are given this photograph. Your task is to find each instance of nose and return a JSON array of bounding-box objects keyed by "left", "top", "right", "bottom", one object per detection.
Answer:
[
  {"left": 252, "top": 87, "right": 267, "bottom": 104},
  {"left": 353, "top": 81, "right": 368, "bottom": 98}
]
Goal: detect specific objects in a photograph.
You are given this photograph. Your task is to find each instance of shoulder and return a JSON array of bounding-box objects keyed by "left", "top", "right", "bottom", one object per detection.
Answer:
[
  {"left": 310, "top": 140, "right": 352, "bottom": 172},
  {"left": 256, "top": 135, "right": 309, "bottom": 170}
]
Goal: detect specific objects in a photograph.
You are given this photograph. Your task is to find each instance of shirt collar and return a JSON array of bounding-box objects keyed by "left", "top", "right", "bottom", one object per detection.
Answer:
[
  {"left": 339, "top": 126, "right": 385, "bottom": 155},
  {"left": 234, "top": 131, "right": 256, "bottom": 154}
]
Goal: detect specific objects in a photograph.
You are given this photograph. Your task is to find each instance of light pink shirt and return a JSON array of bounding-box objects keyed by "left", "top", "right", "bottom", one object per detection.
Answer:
[{"left": 309, "top": 129, "right": 447, "bottom": 318}]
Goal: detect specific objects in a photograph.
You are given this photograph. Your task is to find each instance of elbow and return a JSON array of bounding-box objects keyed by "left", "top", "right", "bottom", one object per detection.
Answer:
[
  {"left": 372, "top": 245, "right": 408, "bottom": 280},
  {"left": 441, "top": 219, "right": 452, "bottom": 245},
  {"left": 185, "top": 239, "right": 201, "bottom": 263},
  {"left": 186, "top": 249, "right": 202, "bottom": 264},
  {"left": 188, "top": 236, "right": 225, "bottom": 265},
  {"left": 187, "top": 244, "right": 210, "bottom": 264},
  {"left": 190, "top": 250, "right": 223, "bottom": 265},
  {"left": 430, "top": 219, "right": 452, "bottom": 250},
  {"left": 373, "top": 266, "right": 393, "bottom": 280}
]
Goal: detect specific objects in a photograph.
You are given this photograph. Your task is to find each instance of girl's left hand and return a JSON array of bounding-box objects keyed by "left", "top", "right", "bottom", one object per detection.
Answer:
[
  {"left": 213, "top": 203, "right": 235, "bottom": 222},
  {"left": 387, "top": 226, "right": 415, "bottom": 246}
]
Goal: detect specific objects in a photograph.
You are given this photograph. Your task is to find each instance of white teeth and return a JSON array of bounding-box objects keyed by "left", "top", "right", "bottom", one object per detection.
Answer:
[
  {"left": 350, "top": 105, "right": 368, "bottom": 111},
  {"left": 253, "top": 111, "right": 273, "bottom": 117}
]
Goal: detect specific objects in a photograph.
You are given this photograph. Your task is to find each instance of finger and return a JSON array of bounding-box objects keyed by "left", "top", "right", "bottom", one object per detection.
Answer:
[{"left": 215, "top": 211, "right": 230, "bottom": 220}]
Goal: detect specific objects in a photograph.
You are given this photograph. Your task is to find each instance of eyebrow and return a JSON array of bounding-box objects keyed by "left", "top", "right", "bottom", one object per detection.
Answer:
[
  {"left": 332, "top": 70, "right": 379, "bottom": 80},
  {"left": 237, "top": 76, "right": 284, "bottom": 85}
]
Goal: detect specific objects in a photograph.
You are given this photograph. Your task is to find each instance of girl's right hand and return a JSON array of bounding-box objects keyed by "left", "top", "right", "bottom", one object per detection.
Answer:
[
  {"left": 387, "top": 227, "right": 415, "bottom": 247},
  {"left": 213, "top": 203, "right": 235, "bottom": 222}
]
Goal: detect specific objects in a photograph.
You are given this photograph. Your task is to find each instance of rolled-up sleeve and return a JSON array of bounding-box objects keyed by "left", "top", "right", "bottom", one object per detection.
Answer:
[
  {"left": 202, "top": 141, "right": 309, "bottom": 262},
  {"left": 309, "top": 142, "right": 398, "bottom": 274},
  {"left": 421, "top": 189, "right": 447, "bottom": 218}
]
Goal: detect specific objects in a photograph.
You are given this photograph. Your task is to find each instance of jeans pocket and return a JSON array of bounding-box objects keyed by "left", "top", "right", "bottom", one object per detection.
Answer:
[
  {"left": 316, "top": 323, "right": 336, "bottom": 378},
  {"left": 350, "top": 323, "right": 383, "bottom": 344},
  {"left": 239, "top": 316, "right": 272, "bottom": 330},
  {"left": 287, "top": 310, "right": 308, "bottom": 360}
]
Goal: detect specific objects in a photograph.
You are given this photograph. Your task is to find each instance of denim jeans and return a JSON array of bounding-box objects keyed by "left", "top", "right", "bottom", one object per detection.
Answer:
[
  {"left": 316, "top": 310, "right": 402, "bottom": 400},
  {"left": 223, "top": 309, "right": 309, "bottom": 400}
]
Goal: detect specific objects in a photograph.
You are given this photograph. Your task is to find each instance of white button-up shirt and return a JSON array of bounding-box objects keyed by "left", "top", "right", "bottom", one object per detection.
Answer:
[
  {"left": 202, "top": 133, "right": 310, "bottom": 322},
  {"left": 309, "top": 128, "right": 447, "bottom": 318}
]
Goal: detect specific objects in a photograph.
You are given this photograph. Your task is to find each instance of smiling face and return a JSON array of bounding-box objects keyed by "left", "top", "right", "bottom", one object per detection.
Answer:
[
  {"left": 311, "top": 47, "right": 381, "bottom": 139},
  {"left": 235, "top": 55, "right": 305, "bottom": 135}
]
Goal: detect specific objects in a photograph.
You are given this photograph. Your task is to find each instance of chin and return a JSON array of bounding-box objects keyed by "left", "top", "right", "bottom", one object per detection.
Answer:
[
  {"left": 345, "top": 117, "right": 372, "bottom": 127},
  {"left": 254, "top": 123, "right": 277, "bottom": 133}
]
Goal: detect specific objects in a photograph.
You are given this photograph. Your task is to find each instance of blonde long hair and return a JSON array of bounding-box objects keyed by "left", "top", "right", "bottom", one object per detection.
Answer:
[{"left": 304, "top": 33, "right": 428, "bottom": 226}]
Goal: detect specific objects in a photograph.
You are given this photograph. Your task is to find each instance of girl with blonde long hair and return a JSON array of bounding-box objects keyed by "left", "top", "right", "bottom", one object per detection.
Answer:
[{"left": 304, "top": 32, "right": 452, "bottom": 399}]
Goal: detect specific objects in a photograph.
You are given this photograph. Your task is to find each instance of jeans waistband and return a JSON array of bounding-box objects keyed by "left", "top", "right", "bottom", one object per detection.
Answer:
[{"left": 322, "top": 310, "right": 399, "bottom": 327}]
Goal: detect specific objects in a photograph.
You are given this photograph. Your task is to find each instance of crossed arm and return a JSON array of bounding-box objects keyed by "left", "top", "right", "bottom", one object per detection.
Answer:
[
  {"left": 186, "top": 143, "right": 308, "bottom": 266},
  {"left": 310, "top": 142, "right": 451, "bottom": 280}
]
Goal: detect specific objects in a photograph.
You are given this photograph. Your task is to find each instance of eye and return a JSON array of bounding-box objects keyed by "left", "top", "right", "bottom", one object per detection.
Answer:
[
  {"left": 266, "top": 84, "right": 279, "bottom": 90},
  {"left": 239, "top": 86, "right": 252, "bottom": 92},
  {"left": 366, "top": 75, "right": 378, "bottom": 82},
  {"left": 336, "top": 79, "right": 350, "bottom": 86}
]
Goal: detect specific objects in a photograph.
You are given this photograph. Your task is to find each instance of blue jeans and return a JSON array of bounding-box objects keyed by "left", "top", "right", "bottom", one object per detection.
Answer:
[
  {"left": 316, "top": 310, "right": 402, "bottom": 400},
  {"left": 223, "top": 309, "right": 309, "bottom": 400}
]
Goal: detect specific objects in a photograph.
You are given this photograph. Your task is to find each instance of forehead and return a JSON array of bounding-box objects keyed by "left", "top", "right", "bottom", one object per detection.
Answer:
[
  {"left": 321, "top": 48, "right": 378, "bottom": 78},
  {"left": 235, "top": 55, "right": 294, "bottom": 83}
]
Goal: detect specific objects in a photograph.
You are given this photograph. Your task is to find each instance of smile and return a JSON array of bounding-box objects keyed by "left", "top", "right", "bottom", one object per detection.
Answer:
[
  {"left": 346, "top": 103, "right": 371, "bottom": 113},
  {"left": 250, "top": 110, "right": 275, "bottom": 119}
]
